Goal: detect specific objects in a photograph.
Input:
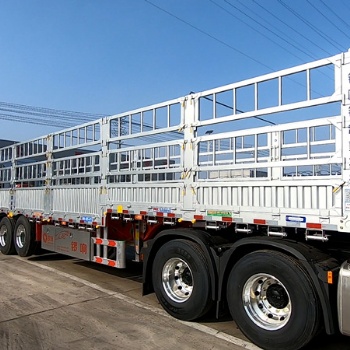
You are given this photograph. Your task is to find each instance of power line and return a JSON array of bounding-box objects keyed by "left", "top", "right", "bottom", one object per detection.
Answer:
[
  {"left": 0, "top": 101, "right": 107, "bottom": 129},
  {"left": 144, "top": 0, "right": 273, "bottom": 71},
  {"left": 0, "top": 107, "right": 90, "bottom": 123},
  {"left": 0, "top": 101, "right": 105, "bottom": 120},
  {"left": 0, "top": 113, "right": 72, "bottom": 128},
  {"left": 251, "top": 0, "right": 334, "bottom": 57},
  {"left": 319, "top": 0, "right": 350, "bottom": 32},
  {"left": 212, "top": 0, "right": 307, "bottom": 62},
  {"left": 145, "top": 0, "right": 335, "bottom": 90},
  {"left": 306, "top": 0, "right": 350, "bottom": 41},
  {"left": 0, "top": 101, "right": 182, "bottom": 144},
  {"left": 277, "top": 0, "right": 345, "bottom": 52},
  {"left": 340, "top": 0, "right": 350, "bottom": 13},
  {"left": 191, "top": 91, "right": 276, "bottom": 126}
]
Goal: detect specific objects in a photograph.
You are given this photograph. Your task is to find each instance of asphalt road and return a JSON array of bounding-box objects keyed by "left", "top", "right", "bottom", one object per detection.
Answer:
[{"left": 0, "top": 252, "right": 349, "bottom": 350}]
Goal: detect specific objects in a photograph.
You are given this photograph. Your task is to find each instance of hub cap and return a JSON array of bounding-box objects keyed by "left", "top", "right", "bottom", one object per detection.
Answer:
[
  {"left": 15, "top": 224, "right": 26, "bottom": 248},
  {"left": 242, "top": 273, "right": 291, "bottom": 330},
  {"left": 0, "top": 224, "right": 7, "bottom": 247},
  {"left": 162, "top": 258, "right": 193, "bottom": 303}
]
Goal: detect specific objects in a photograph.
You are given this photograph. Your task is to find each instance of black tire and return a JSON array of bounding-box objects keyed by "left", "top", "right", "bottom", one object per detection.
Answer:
[
  {"left": 13, "top": 216, "right": 37, "bottom": 257},
  {"left": 152, "top": 239, "right": 212, "bottom": 321},
  {"left": 0, "top": 217, "right": 15, "bottom": 255},
  {"left": 226, "top": 250, "right": 320, "bottom": 350}
]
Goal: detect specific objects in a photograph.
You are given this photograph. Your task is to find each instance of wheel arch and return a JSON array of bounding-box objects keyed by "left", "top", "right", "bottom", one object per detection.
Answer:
[
  {"left": 142, "top": 228, "right": 219, "bottom": 302},
  {"left": 0, "top": 213, "right": 15, "bottom": 224},
  {"left": 219, "top": 236, "right": 339, "bottom": 335}
]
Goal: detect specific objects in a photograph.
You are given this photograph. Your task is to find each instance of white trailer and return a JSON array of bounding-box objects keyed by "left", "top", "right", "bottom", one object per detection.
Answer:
[{"left": 1, "top": 50, "right": 350, "bottom": 350}]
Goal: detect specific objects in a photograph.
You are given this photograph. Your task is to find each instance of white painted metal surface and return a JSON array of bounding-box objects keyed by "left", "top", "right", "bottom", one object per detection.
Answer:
[{"left": 1, "top": 50, "right": 350, "bottom": 232}]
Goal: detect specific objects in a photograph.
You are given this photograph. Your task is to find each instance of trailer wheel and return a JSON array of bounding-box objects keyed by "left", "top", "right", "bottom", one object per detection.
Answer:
[
  {"left": 226, "top": 250, "right": 320, "bottom": 350},
  {"left": 152, "top": 239, "right": 212, "bottom": 321},
  {"left": 0, "top": 217, "right": 15, "bottom": 255},
  {"left": 14, "top": 216, "right": 36, "bottom": 257}
]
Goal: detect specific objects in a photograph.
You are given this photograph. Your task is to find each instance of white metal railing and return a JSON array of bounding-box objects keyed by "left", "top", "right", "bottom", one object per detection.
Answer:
[{"left": 0, "top": 50, "right": 348, "bottom": 225}]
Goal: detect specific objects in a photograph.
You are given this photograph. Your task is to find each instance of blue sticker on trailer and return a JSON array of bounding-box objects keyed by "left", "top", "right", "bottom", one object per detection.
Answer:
[
  {"left": 81, "top": 216, "right": 93, "bottom": 223},
  {"left": 153, "top": 207, "right": 172, "bottom": 213},
  {"left": 286, "top": 215, "right": 306, "bottom": 223}
]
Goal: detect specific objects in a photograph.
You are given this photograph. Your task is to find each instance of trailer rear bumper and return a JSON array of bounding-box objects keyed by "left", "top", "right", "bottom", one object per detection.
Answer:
[{"left": 338, "top": 259, "right": 350, "bottom": 336}]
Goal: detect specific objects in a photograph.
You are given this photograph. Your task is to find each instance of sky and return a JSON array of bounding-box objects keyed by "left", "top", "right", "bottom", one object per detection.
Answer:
[{"left": 1, "top": 0, "right": 350, "bottom": 141}]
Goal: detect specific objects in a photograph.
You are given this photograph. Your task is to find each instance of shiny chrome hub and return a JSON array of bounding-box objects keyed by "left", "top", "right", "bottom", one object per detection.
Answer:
[
  {"left": 243, "top": 273, "right": 291, "bottom": 330},
  {"left": 15, "top": 224, "right": 26, "bottom": 248},
  {"left": 0, "top": 224, "right": 7, "bottom": 247},
  {"left": 162, "top": 257, "right": 193, "bottom": 303}
]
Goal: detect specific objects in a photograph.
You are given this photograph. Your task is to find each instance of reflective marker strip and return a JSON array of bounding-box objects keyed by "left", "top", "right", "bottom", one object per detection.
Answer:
[
  {"left": 327, "top": 271, "right": 333, "bottom": 284},
  {"left": 93, "top": 256, "right": 117, "bottom": 267},
  {"left": 93, "top": 238, "right": 118, "bottom": 247},
  {"left": 254, "top": 219, "right": 266, "bottom": 225},
  {"left": 222, "top": 217, "right": 233, "bottom": 222},
  {"left": 307, "top": 223, "right": 322, "bottom": 229}
]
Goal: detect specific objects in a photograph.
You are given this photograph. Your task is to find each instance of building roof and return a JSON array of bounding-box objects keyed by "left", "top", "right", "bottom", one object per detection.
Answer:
[{"left": 0, "top": 139, "right": 16, "bottom": 147}]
